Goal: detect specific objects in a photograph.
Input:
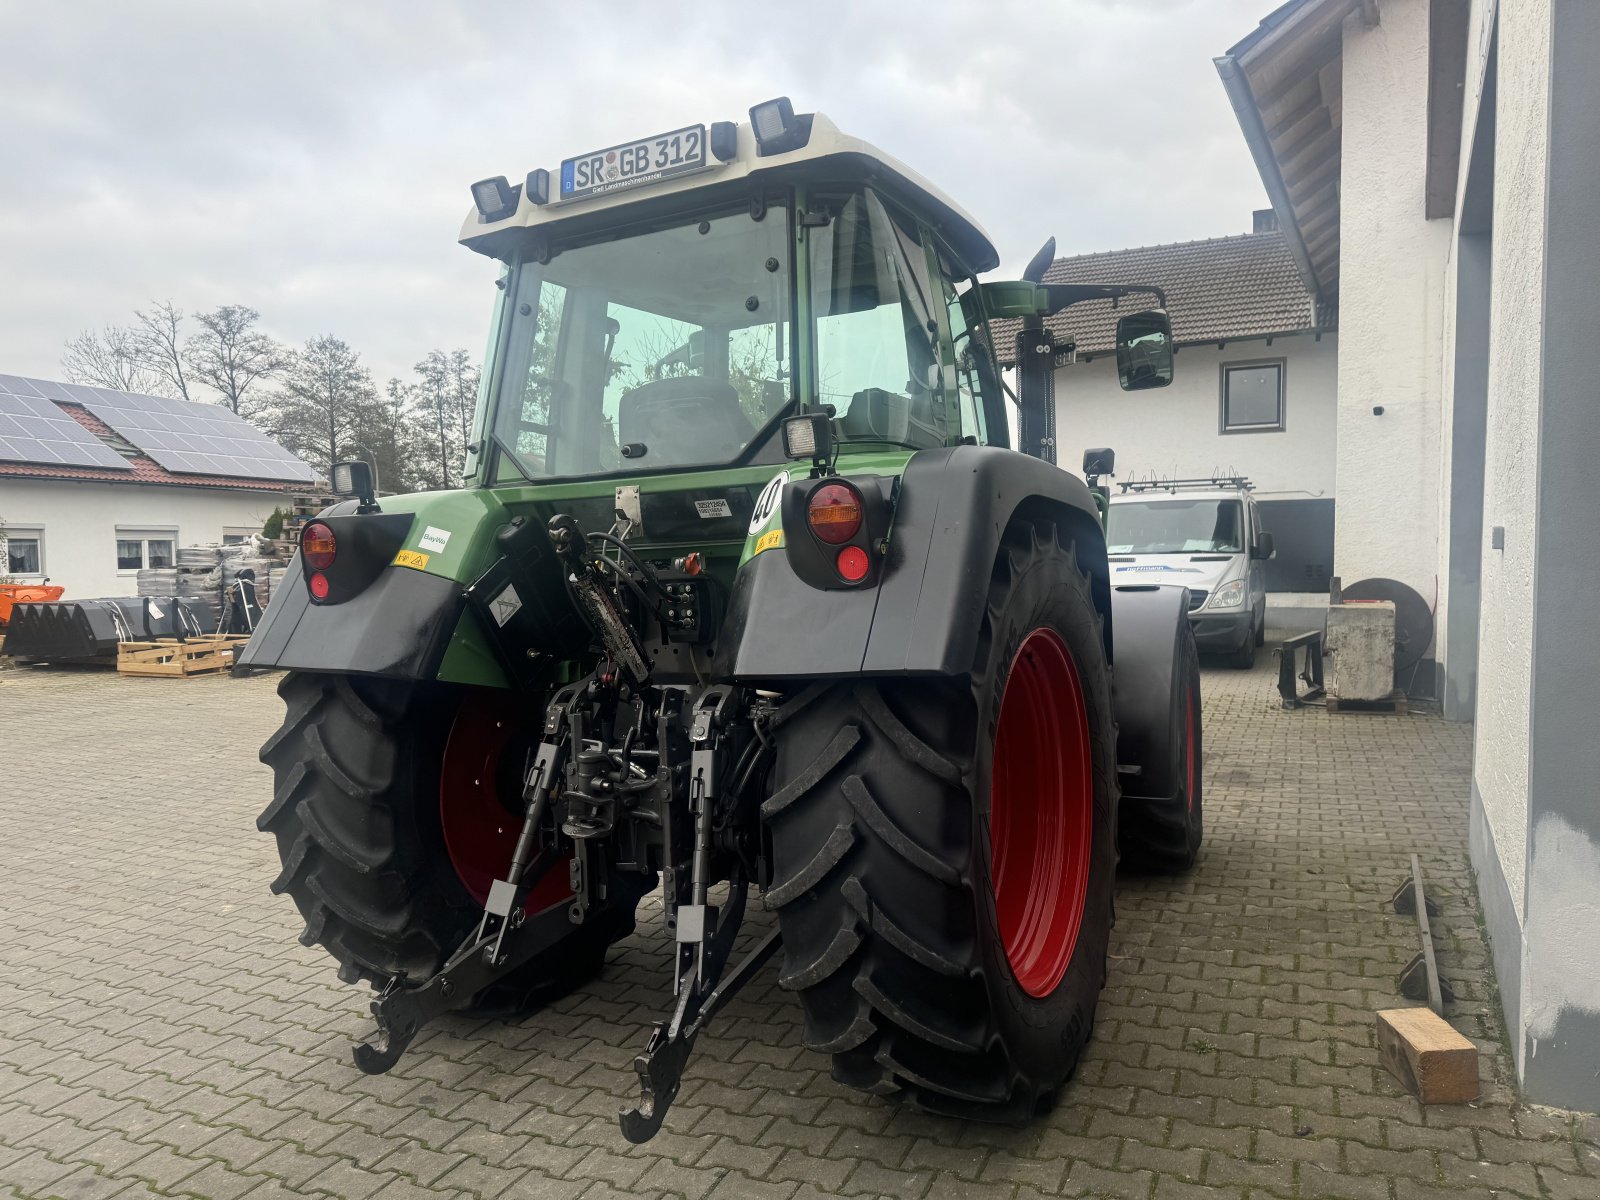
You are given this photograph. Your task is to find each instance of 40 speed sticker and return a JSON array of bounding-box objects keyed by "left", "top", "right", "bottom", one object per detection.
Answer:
[{"left": 748, "top": 470, "right": 788, "bottom": 534}]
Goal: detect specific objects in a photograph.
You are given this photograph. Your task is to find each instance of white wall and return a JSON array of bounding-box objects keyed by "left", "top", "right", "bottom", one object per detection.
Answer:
[
  {"left": 1474, "top": 0, "right": 1549, "bottom": 932},
  {"left": 0, "top": 478, "right": 285, "bottom": 598},
  {"left": 1052, "top": 335, "right": 1339, "bottom": 500},
  {"left": 1335, "top": 1, "right": 1452, "bottom": 607}
]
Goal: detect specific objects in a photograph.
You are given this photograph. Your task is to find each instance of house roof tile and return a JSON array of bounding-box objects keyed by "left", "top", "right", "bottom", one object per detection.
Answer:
[{"left": 989, "top": 229, "right": 1327, "bottom": 365}]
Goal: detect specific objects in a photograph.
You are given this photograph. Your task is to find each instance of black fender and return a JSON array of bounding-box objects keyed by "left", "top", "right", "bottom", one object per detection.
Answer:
[
  {"left": 1108, "top": 583, "right": 1192, "bottom": 802},
  {"left": 718, "top": 444, "right": 1111, "bottom": 681},
  {"left": 236, "top": 550, "right": 465, "bottom": 679}
]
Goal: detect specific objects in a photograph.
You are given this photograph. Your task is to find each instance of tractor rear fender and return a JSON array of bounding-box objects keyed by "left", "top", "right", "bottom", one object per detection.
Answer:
[
  {"left": 1107, "top": 583, "right": 1192, "bottom": 802},
  {"left": 719, "top": 445, "right": 1112, "bottom": 681},
  {"left": 236, "top": 500, "right": 468, "bottom": 681},
  {"left": 236, "top": 493, "right": 519, "bottom": 687}
]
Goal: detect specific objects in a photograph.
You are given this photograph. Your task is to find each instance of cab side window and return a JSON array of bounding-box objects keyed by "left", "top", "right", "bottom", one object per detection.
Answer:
[{"left": 940, "top": 271, "right": 988, "bottom": 445}]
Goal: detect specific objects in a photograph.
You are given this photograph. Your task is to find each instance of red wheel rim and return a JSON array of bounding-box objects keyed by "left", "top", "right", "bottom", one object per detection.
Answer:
[
  {"left": 990, "top": 627, "right": 1094, "bottom": 998},
  {"left": 439, "top": 692, "right": 571, "bottom": 915},
  {"left": 1184, "top": 681, "right": 1198, "bottom": 813}
]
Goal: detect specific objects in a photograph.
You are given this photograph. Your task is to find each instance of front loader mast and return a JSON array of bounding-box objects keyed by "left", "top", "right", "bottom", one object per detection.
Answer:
[{"left": 353, "top": 512, "right": 775, "bottom": 1143}]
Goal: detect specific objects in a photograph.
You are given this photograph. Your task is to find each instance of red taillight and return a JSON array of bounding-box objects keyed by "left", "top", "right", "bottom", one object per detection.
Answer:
[
  {"left": 302, "top": 521, "right": 337, "bottom": 570},
  {"left": 807, "top": 483, "right": 863, "bottom": 545},
  {"left": 308, "top": 571, "right": 330, "bottom": 600},
  {"left": 836, "top": 544, "right": 870, "bottom": 583}
]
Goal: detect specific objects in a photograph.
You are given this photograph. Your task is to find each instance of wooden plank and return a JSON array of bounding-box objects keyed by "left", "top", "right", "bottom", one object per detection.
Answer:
[{"left": 1376, "top": 1008, "right": 1479, "bottom": 1103}]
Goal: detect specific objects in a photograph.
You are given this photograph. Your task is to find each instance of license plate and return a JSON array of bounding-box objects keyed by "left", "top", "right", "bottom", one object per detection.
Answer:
[{"left": 560, "top": 124, "right": 707, "bottom": 202}]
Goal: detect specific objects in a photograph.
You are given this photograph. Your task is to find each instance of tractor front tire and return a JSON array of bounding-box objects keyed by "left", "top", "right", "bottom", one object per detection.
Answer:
[
  {"left": 1116, "top": 621, "right": 1204, "bottom": 873},
  {"left": 764, "top": 522, "right": 1117, "bottom": 1118},
  {"left": 257, "top": 672, "right": 641, "bottom": 1009}
]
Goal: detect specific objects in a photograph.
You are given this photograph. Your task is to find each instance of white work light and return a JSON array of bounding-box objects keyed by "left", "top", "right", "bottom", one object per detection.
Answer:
[
  {"left": 782, "top": 412, "right": 833, "bottom": 466},
  {"left": 749, "top": 97, "right": 809, "bottom": 156},
  {"left": 470, "top": 176, "right": 518, "bottom": 222}
]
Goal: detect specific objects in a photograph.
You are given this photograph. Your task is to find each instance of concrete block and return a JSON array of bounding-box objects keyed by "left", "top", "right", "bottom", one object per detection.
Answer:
[{"left": 1327, "top": 600, "right": 1395, "bottom": 700}]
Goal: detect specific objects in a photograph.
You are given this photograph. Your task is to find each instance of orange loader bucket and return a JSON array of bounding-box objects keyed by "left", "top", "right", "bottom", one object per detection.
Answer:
[{"left": 0, "top": 584, "right": 65, "bottom": 626}]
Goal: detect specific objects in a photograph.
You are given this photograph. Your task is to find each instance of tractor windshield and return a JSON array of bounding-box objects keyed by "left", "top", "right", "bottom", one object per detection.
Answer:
[{"left": 489, "top": 203, "right": 793, "bottom": 480}]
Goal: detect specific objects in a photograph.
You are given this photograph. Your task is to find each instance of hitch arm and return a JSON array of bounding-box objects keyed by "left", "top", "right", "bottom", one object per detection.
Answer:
[
  {"left": 618, "top": 926, "right": 781, "bottom": 1143},
  {"left": 353, "top": 856, "right": 564, "bottom": 1074}
]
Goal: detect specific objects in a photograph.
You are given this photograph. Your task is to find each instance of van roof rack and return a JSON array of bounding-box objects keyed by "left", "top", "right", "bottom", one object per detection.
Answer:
[{"left": 1118, "top": 475, "right": 1254, "bottom": 494}]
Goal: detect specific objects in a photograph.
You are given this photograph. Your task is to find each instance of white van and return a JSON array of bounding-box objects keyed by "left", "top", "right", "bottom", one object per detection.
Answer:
[{"left": 1104, "top": 478, "right": 1273, "bottom": 668}]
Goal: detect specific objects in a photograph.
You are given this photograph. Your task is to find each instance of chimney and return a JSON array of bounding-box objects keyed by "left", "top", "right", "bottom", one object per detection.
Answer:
[{"left": 1253, "top": 208, "right": 1279, "bottom": 233}]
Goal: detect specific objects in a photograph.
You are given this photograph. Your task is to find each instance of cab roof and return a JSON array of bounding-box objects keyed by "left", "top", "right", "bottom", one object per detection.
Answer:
[{"left": 458, "top": 110, "right": 1000, "bottom": 273}]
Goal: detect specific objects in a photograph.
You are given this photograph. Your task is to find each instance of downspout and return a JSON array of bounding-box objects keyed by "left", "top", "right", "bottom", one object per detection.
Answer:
[{"left": 1214, "top": 53, "right": 1325, "bottom": 307}]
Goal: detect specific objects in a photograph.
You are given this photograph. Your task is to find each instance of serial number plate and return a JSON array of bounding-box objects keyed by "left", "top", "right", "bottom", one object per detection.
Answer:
[{"left": 560, "top": 124, "right": 707, "bottom": 201}]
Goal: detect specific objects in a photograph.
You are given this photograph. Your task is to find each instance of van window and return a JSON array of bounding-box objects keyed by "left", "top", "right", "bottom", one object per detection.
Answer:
[{"left": 1107, "top": 500, "right": 1244, "bottom": 555}]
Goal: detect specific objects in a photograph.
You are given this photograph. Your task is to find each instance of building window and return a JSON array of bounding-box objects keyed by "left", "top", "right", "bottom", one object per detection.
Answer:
[
  {"left": 222, "top": 528, "right": 255, "bottom": 545},
  {"left": 1220, "top": 360, "right": 1286, "bottom": 432},
  {"left": 4, "top": 527, "right": 43, "bottom": 576},
  {"left": 115, "top": 528, "right": 177, "bottom": 571}
]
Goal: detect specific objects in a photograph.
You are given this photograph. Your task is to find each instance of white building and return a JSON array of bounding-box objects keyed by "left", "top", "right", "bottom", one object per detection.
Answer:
[
  {"left": 1214, "top": 0, "right": 1600, "bottom": 1111},
  {"left": 0, "top": 374, "right": 313, "bottom": 598},
  {"left": 1021, "top": 221, "right": 1339, "bottom": 602}
]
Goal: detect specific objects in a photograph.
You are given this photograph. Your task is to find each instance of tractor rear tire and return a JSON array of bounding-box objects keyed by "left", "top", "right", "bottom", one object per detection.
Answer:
[
  {"left": 257, "top": 672, "right": 642, "bottom": 1009},
  {"left": 1116, "top": 621, "right": 1204, "bottom": 873},
  {"left": 763, "top": 522, "right": 1117, "bottom": 1119}
]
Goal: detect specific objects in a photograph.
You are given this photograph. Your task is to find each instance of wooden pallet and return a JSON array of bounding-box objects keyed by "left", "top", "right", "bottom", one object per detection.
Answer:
[
  {"left": 117, "top": 635, "right": 251, "bottom": 677},
  {"left": 1326, "top": 689, "right": 1408, "bottom": 715}
]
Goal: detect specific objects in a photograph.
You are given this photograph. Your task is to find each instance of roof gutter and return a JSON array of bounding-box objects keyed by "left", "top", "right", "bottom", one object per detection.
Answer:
[{"left": 1214, "top": 53, "right": 1325, "bottom": 305}]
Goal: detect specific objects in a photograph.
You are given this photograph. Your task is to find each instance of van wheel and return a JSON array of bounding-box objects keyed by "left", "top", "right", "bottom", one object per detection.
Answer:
[{"left": 1227, "top": 621, "right": 1256, "bottom": 669}]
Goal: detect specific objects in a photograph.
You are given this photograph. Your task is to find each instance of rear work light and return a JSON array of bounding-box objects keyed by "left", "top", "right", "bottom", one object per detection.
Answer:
[
  {"left": 301, "top": 521, "right": 337, "bottom": 571},
  {"left": 806, "top": 483, "right": 863, "bottom": 545}
]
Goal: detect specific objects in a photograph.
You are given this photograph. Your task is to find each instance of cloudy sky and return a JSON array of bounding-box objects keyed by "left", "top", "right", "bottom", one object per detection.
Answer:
[{"left": 0, "top": 0, "right": 1271, "bottom": 393}]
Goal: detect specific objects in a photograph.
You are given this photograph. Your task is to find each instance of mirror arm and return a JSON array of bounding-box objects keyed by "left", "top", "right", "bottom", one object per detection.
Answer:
[{"left": 1041, "top": 283, "right": 1167, "bottom": 318}]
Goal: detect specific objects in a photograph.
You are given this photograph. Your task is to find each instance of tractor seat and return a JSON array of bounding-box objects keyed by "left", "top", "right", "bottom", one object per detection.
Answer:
[{"left": 618, "top": 376, "right": 754, "bottom": 464}]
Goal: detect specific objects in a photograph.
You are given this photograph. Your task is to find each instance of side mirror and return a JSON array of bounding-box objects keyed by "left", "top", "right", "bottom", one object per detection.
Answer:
[
  {"left": 1253, "top": 530, "right": 1275, "bottom": 560},
  {"left": 1082, "top": 447, "right": 1115, "bottom": 477},
  {"left": 1115, "top": 310, "right": 1175, "bottom": 391},
  {"left": 331, "top": 460, "right": 377, "bottom": 509}
]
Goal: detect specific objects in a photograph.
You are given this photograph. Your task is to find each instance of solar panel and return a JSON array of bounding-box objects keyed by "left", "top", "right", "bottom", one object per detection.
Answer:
[
  {"left": 0, "top": 378, "right": 134, "bottom": 471},
  {"left": 80, "top": 387, "right": 319, "bottom": 484}
]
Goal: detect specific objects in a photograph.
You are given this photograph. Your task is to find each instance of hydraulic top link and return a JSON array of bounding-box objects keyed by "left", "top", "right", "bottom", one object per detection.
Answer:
[{"left": 547, "top": 513, "right": 649, "bottom": 683}]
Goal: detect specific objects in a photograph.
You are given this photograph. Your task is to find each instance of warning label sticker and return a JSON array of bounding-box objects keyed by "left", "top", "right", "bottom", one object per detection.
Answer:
[
  {"left": 490, "top": 582, "right": 523, "bottom": 627},
  {"left": 393, "top": 550, "right": 430, "bottom": 571}
]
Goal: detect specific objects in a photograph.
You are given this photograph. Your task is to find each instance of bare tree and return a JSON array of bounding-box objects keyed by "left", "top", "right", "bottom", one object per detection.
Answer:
[
  {"left": 62, "top": 325, "right": 158, "bottom": 393},
  {"left": 186, "top": 305, "right": 285, "bottom": 416},
  {"left": 130, "top": 301, "right": 196, "bottom": 402},
  {"left": 267, "top": 336, "right": 381, "bottom": 476},
  {"left": 446, "top": 348, "right": 480, "bottom": 451},
  {"left": 412, "top": 350, "right": 459, "bottom": 489}
]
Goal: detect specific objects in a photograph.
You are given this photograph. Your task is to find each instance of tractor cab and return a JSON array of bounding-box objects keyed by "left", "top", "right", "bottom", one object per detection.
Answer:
[{"left": 457, "top": 101, "right": 1010, "bottom": 495}]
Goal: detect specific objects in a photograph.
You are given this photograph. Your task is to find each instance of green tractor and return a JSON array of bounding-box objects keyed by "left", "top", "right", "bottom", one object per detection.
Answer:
[{"left": 245, "top": 99, "right": 1203, "bottom": 1142}]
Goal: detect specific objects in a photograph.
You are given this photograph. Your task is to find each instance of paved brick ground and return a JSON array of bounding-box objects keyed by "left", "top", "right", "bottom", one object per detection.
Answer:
[{"left": 1, "top": 657, "right": 1597, "bottom": 1200}]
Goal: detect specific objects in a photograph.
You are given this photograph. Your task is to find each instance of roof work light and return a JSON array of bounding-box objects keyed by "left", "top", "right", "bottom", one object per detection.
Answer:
[
  {"left": 470, "top": 176, "right": 519, "bottom": 222},
  {"left": 750, "top": 97, "right": 809, "bottom": 156}
]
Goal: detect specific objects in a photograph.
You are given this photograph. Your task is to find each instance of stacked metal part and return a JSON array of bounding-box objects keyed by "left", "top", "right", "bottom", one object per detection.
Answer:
[{"left": 2, "top": 596, "right": 208, "bottom": 661}]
